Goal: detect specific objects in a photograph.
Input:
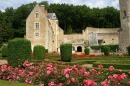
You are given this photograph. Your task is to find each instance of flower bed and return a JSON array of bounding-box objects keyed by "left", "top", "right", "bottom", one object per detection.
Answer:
[
  {"left": 0, "top": 59, "right": 130, "bottom": 86},
  {"left": 72, "top": 53, "right": 102, "bottom": 58}
]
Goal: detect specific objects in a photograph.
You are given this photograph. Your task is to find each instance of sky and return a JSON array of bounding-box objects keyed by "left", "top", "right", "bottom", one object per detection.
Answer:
[{"left": 0, "top": 0, "right": 119, "bottom": 12}]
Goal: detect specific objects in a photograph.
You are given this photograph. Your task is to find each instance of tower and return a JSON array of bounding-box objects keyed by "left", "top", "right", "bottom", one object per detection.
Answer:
[{"left": 119, "top": 0, "right": 130, "bottom": 53}]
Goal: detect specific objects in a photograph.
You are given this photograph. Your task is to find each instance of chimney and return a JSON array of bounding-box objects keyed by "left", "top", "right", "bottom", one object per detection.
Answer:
[
  {"left": 40, "top": 5, "right": 45, "bottom": 12},
  {"left": 40, "top": 5, "right": 48, "bottom": 16}
]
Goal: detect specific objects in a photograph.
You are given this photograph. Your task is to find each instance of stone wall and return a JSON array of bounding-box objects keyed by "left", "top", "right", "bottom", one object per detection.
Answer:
[
  {"left": 26, "top": 4, "right": 48, "bottom": 50},
  {"left": 119, "top": 0, "right": 130, "bottom": 53},
  {"left": 84, "top": 27, "right": 119, "bottom": 45},
  {"left": 26, "top": 4, "right": 120, "bottom": 53}
]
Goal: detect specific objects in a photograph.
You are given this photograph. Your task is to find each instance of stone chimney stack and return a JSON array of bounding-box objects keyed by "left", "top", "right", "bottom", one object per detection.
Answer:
[{"left": 40, "top": 5, "right": 48, "bottom": 16}]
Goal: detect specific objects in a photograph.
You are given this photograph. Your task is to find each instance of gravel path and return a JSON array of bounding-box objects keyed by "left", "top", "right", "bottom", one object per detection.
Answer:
[{"left": 0, "top": 60, "right": 8, "bottom": 65}]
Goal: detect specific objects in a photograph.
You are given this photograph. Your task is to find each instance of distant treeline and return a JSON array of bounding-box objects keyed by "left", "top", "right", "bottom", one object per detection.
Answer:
[{"left": 0, "top": 1, "right": 120, "bottom": 44}]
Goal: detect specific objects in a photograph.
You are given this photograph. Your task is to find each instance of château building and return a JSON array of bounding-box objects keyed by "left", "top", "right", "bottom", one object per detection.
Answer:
[{"left": 25, "top": 4, "right": 119, "bottom": 53}]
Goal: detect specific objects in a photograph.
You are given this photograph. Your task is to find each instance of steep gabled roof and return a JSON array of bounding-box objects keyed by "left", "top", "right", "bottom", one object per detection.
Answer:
[{"left": 26, "top": 4, "right": 48, "bottom": 21}]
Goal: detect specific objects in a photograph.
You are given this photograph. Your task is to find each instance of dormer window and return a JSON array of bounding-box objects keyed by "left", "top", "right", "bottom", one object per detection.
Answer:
[{"left": 35, "top": 12, "right": 39, "bottom": 18}]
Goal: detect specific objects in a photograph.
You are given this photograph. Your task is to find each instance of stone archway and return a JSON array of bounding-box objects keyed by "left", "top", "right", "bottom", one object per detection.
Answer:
[{"left": 77, "top": 46, "right": 82, "bottom": 52}]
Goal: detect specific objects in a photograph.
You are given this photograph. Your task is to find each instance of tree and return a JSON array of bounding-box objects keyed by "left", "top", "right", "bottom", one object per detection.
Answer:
[{"left": 66, "top": 24, "right": 72, "bottom": 34}]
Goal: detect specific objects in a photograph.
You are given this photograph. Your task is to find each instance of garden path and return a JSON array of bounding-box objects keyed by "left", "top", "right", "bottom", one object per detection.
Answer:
[{"left": 0, "top": 60, "right": 8, "bottom": 65}]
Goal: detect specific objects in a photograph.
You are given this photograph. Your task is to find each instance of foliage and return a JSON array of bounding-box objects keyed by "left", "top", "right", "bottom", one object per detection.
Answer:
[
  {"left": 0, "top": 60, "right": 130, "bottom": 86},
  {"left": 103, "top": 46, "right": 110, "bottom": 56},
  {"left": 127, "top": 46, "right": 130, "bottom": 56},
  {"left": 0, "top": 37, "right": 3, "bottom": 48},
  {"left": 48, "top": 4, "right": 120, "bottom": 33},
  {"left": 33, "top": 45, "right": 45, "bottom": 59},
  {"left": 1, "top": 45, "right": 8, "bottom": 57},
  {"left": 84, "top": 48, "right": 90, "bottom": 55},
  {"left": 91, "top": 45, "right": 119, "bottom": 52},
  {"left": 60, "top": 43, "right": 72, "bottom": 62},
  {"left": 7, "top": 38, "right": 31, "bottom": 67},
  {"left": 66, "top": 24, "right": 73, "bottom": 34},
  {"left": 45, "top": 49, "right": 48, "bottom": 53},
  {"left": 90, "top": 46, "right": 101, "bottom": 50}
]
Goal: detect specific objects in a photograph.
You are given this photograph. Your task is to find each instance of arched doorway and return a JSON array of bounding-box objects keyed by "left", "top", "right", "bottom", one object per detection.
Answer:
[{"left": 77, "top": 46, "right": 82, "bottom": 52}]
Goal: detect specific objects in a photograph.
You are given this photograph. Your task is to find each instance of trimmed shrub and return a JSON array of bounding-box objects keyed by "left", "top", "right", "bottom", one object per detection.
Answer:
[
  {"left": 8, "top": 38, "right": 31, "bottom": 67},
  {"left": 103, "top": 46, "right": 110, "bottom": 56},
  {"left": 84, "top": 48, "right": 90, "bottom": 55},
  {"left": 127, "top": 46, "right": 130, "bottom": 56},
  {"left": 1, "top": 45, "right": 8, "bottom": 57},
  {"left": 109, "top": 45, "right": 119, "bottom": 52},
  {"left": 90, "top": 46, "right": 100, "bottom": 50},
  {"left": 91, "top": 45, "right": 119, "bottom": 52},
  {"left": 45, "top": 49, "right": 48, "bottom": 53},
  {"left": 33, "top": 45, "right": 45, "bottom": 59},
  {"left": 60, "top": 43, "right": 72, "bottom": 62}
]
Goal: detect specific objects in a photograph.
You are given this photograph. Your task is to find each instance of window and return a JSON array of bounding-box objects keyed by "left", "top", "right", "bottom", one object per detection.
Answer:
[
  {"left": 35, "top": 23, "right": 39, "bottom": 29},
  {"left": 35, "top": 12, "right": 39, "bottom": 18},
  {"left": 35, "top": 33, "right": 40, "bottom": 38},
  {"left": 123, "top": 10, "right": 127, "bottom": 17}
]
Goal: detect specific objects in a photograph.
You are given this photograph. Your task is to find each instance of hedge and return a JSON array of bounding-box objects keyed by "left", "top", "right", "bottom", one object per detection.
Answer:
[
  {"left": 33, "top": 45, "right": 45, "bottom": 59},
  {"left": 7, "top": 38, "right": 31, "bottom": 67},
  {"left": 1, "top": 45, "right": 8, "bottom": 57},
  {"left": 90, "top": 45, "right": 119, "bottom": 52},
  {"left": 60, "top": 43, "right": 72, "bottom": 62}
]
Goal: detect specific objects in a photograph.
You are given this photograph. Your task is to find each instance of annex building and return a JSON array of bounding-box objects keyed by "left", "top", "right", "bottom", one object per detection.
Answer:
[{"left": 25, "top": 4, "right": 119, "bottom": 53}]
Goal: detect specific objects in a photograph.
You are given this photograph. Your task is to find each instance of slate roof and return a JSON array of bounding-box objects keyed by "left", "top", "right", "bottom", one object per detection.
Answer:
[{"left": 47, "top": 13, "right": 58, "bottom": 20}]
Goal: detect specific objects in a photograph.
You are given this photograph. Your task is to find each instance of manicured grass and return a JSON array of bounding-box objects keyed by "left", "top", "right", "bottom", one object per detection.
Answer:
[{"left": 0, "top": 80, "right": 38, "bottom": 86}]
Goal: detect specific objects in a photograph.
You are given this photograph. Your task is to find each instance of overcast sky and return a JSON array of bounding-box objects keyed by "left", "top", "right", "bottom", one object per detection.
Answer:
[{"left": 0, "top": 0, "right": 119, "bottom": 12}]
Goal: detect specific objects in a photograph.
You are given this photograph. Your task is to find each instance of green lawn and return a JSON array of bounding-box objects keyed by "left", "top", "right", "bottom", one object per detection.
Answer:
[{"left": 0, "top": 80, "right": 38, "bottom": 86}]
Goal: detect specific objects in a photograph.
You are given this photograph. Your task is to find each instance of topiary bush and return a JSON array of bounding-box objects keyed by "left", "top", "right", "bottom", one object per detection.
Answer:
[
  {"left": 8, "top": 38, "right": 31, "bottom": 67},
  {"left": 84, "top": 48, "right": 90, "bottom": 55},
  {"left": 60, "top": 43, "right": 72, "bottom": 62},
  {"left": 103, "top": 46, "right": 110, "bottom": 56},
  {"left": 33, "top": 45, "right": 45, "bottom": 59},
  {"left": 127, "top": 46, "right": 130, "bottom": 56},
  {"left": 1, "top": 45, "right": 8, "bottom": 57}
]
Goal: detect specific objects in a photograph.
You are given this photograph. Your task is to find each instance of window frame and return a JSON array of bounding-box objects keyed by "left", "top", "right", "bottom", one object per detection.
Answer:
[
  {"left": 34, "top": 32, "right": 40, "bottom": 38},
  {"left": 35, "top": 12, "right": 39, "bottom": 18},
  {"left": 34, "top": 22, "right": 40, "bottom": 29}
]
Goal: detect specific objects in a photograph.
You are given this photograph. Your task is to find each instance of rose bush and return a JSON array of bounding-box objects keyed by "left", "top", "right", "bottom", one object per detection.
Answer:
[{"left": 0, "top": 59, "right": 130, "bottom": 86}]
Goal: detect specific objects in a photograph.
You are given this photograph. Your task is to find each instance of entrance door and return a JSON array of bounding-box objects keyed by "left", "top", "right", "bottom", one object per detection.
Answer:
[
  {"left": 77, "top": 46, "right": 82, "bottom": 52},
  {"left": 98, "top": 40, "right": 103, "bottom": 45}
]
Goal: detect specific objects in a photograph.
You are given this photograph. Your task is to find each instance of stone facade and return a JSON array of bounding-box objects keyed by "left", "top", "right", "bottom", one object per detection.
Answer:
[
  {"left": 119, "top": 0, "right": 130, "bottom": 53},
  {"left": 26, "top": 4, "right": 119, "bottom": 53}
]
